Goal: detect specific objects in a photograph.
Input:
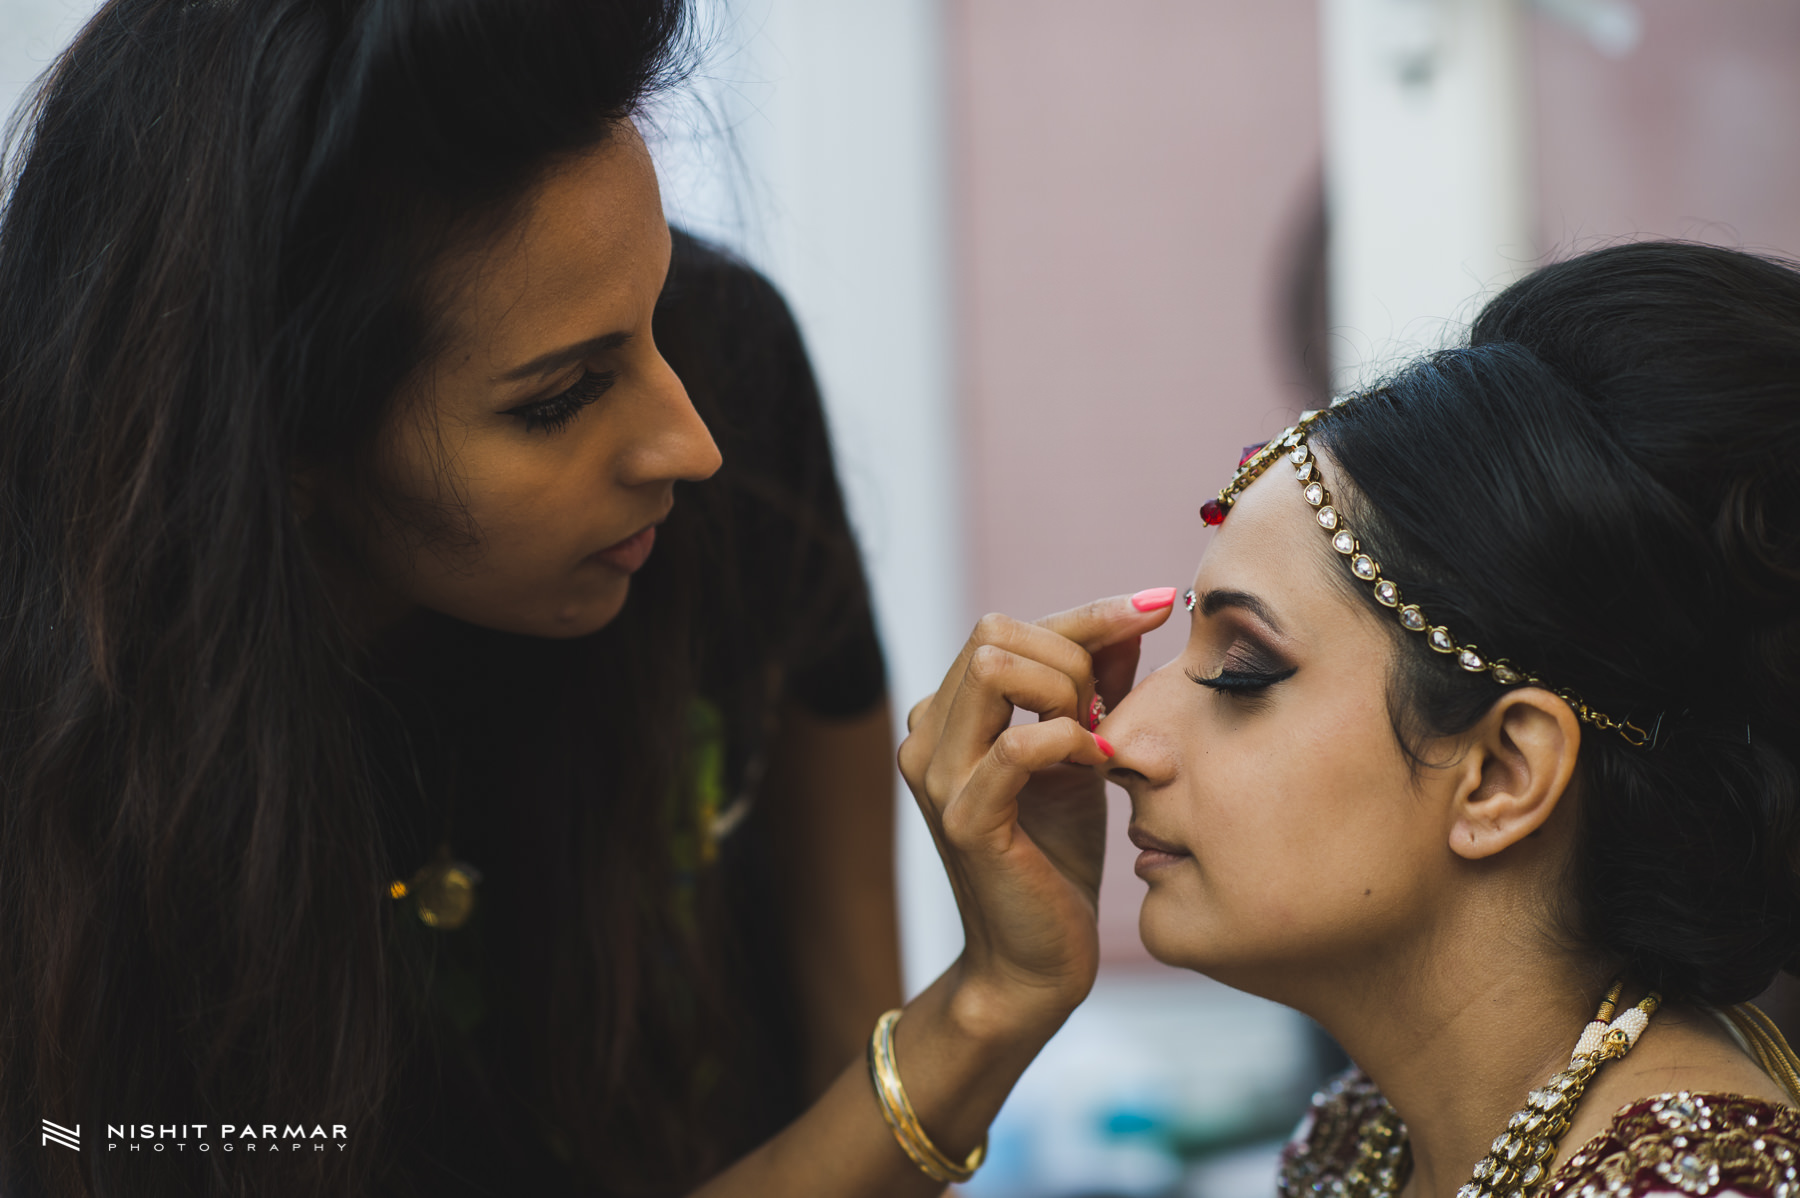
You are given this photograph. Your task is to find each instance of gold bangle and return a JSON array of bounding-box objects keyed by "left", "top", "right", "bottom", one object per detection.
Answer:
[{"left": 866, "top": 1008, "right": 986, "bottom": 1184}]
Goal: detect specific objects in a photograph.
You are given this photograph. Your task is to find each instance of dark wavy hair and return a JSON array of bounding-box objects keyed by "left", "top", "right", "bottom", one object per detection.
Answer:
[
  {"left": 0, "top": 2, "right": 776, "bottom": 1195},
  {"left": 1314, "top": 242, "right": 1800, "bottom": 1007}
]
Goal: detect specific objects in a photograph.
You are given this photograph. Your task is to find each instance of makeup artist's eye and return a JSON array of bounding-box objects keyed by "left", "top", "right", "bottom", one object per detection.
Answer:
[
  {"left": 1187, "top": 665, "right": 1297, "bottom": 695},
  {"left": 504, "top": 369, "right": 618, "bottom": 435}
]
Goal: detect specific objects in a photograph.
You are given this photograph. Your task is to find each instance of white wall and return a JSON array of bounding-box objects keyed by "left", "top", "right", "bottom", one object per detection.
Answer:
[
  {"left": 0, "top": 0, "right": 91, "bottom": 133},
  {"left": 648, "top": 0, "right": 967, "bottom": 994},
  {"left": 1320, "top": 0, "right": 1535, "bottom": 386}
]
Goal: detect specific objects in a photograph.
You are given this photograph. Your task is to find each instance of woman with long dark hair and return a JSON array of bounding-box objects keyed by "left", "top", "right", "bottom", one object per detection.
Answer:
[{"left": 0, "top": 0, "right": 1157, "bottom": 1194}]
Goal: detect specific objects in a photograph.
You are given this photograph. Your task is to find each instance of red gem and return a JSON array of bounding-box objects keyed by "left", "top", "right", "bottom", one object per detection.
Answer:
[
  {"left": 1199, "top": 499, "right": 1226, "bottom": 526},
  {"left": 1239, "top": 442, "right": 1269, "bottom": 466}
]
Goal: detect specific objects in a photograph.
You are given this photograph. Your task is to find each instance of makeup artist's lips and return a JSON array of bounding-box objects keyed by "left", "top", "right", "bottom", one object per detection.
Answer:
[
  {"left": 1128, "top": 824, "right": 1191, "bottom": 878},
  {"left": 588, "top": 524, "right": 657, "bottom": 574}
]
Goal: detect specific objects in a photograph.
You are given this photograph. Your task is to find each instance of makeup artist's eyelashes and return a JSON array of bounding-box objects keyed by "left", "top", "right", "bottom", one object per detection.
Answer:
[
  {"left": 504, "top": 368, "right": 618, "bottom": 434},
  {"left": 1187, "top": 665, "right": 1297, "bottom": 695}
]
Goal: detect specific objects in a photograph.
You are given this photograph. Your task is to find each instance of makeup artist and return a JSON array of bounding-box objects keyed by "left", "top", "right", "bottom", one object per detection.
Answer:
[{"left": 0, "top": 0, "right": 1178, "bottom": 1192}]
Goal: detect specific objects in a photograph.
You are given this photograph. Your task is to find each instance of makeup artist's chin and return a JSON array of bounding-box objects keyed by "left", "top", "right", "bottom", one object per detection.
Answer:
[
  {"left": 513, "top": 528, "right": 663, "bottom": 638},
  {"left": 533, "top": 579, "right": 632, "bottom": 638}
]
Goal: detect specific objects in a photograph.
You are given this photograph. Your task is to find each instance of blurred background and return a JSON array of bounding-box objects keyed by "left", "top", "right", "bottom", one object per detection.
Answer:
[{"left": 5, "top": 1, "right": 1799, "bottom": 1194}]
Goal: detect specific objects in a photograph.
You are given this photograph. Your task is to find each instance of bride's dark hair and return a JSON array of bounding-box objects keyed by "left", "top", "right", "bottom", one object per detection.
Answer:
[
  {"left": 1316, "top": 241, "right": 1800, "bottom": 1007},
  {"left": 0, "top": 2, "right": 764, "bottom": 1195}
]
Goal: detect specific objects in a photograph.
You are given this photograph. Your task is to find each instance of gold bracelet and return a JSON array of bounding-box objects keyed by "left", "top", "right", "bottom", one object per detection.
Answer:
[{"left": 866, "top": 1008, "right": 986, "bottom": 1184}]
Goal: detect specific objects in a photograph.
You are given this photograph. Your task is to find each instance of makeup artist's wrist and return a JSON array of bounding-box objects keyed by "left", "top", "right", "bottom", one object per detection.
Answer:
[
  {"left": 882, "top": 962, "right": 1068, "bottom": 1164},
  {"left": 934, "top": 955, "right": 1078, "bottom": 1066}
]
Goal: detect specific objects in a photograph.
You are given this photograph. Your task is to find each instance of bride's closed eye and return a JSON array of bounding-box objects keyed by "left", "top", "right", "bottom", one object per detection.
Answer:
[{"left": 1187, "top": 664, "right": 1297, "bottom": 695}]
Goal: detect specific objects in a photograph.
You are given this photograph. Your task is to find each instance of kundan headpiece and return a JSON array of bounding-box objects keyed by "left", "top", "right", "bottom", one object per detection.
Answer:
[{"left": 1195, "top": 399, "right": 1649, "bottom": 747}]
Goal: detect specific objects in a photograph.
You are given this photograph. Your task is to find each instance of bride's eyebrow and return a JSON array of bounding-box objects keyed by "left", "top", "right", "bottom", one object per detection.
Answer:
[{"left": 1196, "top": 588, "right": 1286, "bottom": 636}]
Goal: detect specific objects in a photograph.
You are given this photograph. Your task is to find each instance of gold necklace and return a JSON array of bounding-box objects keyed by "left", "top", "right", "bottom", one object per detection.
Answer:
[{"left": 1343, "top": 982, "right": 1662, "bottom": 1198}]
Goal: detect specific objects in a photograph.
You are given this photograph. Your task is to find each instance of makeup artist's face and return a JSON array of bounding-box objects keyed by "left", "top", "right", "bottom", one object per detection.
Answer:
[
  {"left": 1096, "top": 453, "right": 1458, "bottom": 1005},
  {"left": 344, "top": 124, "right": 719, "bottom": 638}
]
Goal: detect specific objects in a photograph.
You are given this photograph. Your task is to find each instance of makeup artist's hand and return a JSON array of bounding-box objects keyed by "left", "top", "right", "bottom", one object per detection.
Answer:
[{"left": 898, "top": 589, "right": 1177, "bottom": 1035}]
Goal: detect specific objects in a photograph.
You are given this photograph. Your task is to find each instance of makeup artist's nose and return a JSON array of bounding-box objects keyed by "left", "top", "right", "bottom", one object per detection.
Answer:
[{"left": 622, "top": 352, "right": 721, "bottom": 486}]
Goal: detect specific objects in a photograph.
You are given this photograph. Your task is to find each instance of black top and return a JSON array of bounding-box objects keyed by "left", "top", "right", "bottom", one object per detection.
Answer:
[{"left": 381, "top": 231, "right": 887, "bottom": 1196}]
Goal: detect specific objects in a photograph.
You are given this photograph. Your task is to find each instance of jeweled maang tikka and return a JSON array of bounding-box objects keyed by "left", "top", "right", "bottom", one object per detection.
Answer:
[{"left": 1192, "top": 398, "right": 1649, "bottom": 748}]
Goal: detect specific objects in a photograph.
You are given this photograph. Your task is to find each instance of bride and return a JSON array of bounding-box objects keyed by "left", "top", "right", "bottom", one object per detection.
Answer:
[{"left": 898, "top": 239, "right": 1800, "bottom": 1198}]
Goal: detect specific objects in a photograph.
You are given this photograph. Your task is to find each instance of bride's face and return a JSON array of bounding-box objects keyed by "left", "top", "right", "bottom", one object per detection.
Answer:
[{"left": 1100, "top": 452, "right": 1463, "bottom": 1002}]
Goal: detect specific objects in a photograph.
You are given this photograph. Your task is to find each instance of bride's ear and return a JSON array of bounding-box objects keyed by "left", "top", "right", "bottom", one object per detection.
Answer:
[{"left": 1448, "top": 690, "right": 1582, "bottom": 861}]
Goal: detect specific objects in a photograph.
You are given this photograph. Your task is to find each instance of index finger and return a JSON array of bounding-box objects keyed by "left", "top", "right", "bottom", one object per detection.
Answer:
[
  {"left": 913, "top": 589, "right": 1180, "bottom": 752},
  {"left": 1034, "top": 589, "right": 1179, "bottom": 654}
]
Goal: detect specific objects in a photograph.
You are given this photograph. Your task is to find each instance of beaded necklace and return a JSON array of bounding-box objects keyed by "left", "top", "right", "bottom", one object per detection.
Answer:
[{"left": 1339, "top": 983, "right": 1661, "bottom": 1198}]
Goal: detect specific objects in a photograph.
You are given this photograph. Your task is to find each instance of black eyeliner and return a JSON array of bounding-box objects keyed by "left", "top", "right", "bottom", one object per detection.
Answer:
[{"left": 1187, "top": 665, "right": 1297, "bottom": 694}]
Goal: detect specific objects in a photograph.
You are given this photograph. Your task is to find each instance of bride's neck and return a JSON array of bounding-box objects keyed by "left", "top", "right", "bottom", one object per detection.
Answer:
[{"left": 1296, "top": 914, "right": 1610, "bottom": 1198}]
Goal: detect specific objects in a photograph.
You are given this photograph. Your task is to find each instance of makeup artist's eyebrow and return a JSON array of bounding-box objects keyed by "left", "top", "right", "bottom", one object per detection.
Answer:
[
  {"left": 496, "top": 330, "right": 633, "bottom": 382},
  {"left": 1198, "top": 588, "right": 1287, "bottom": 636}
]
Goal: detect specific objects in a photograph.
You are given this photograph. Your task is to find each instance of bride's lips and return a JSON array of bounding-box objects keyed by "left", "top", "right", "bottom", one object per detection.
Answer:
[
  {"left": 588, "top": 524, "right": 658, "bottom": 574},
  {"left": 1128, "top": 824, "right": 1191, "bottom": 878}
]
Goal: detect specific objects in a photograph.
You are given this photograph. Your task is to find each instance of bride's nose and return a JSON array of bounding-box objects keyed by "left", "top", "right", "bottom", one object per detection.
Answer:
[{"left": 1093, "top": 657, "right": 1186, "bottom": 786}]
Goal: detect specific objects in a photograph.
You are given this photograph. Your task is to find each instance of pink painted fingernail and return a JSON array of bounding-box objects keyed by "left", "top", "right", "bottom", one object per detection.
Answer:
[
  {"left": 1132, "top": 587, "right": 1178, "bottom": 612},
  {"left": 1088, "top": 695, "right": 1107, "bottom": 731},
  {"left": 1093, "top": 734, "right": 1115, "bottom": 758}
]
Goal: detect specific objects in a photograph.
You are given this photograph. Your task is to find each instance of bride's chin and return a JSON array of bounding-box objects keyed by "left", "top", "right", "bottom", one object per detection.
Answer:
[{"left": 1136, "top": 893, "right": 1206, "bottom": 969}]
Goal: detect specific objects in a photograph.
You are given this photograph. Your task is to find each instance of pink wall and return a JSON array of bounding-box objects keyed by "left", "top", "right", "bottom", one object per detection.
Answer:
[
  {"left": 1533, "top": 1, "right": 1800, "bottom": 259},
  {"left": 947, "top": 1, "right": 1324, "bottom": 967}
]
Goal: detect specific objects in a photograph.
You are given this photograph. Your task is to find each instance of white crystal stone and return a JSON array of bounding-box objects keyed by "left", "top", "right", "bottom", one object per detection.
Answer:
[
  {"left": 1290, "top": 444, "right": 1309, "bottom": 464},
  {"left": 1374, "top": 581, "right": 1400, "bottom": 606},
  {"left": 1459, "top": 649, "right": 1485, "bottom": 672},
  {"left": 1333, "top": 530, "right": 1355, "bottom": 554},
  {"left": 1317, "top": 506, "right": 1338, "bottom": 529},
  {"left": 1493, "top": 664, "right": 1521, "bottom": 685},
  {"left": 1399, "top": 606, "right": 1426, "bottom": 631},
  {"left": 1352, "top": 555, "right": 1377, "bottom": 579},
  {"left": 1295, "top": 461, "right": 1315, "bottom": 481},
  {"left": 1304, "top": 482, "right": 1324, "bottom": 506},
  {"left": 1429, "top": 628, "right": 1455, "bottom": 652}
]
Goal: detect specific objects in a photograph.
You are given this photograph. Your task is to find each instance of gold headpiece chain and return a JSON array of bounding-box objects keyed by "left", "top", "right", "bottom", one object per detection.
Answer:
[{"left": 1201, "top": 404, "right": 1648, "bottom": 748}]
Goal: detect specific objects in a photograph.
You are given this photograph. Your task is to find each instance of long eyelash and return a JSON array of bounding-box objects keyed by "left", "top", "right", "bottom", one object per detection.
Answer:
[
  {"left": 507, "top": 369, "right": 618, "bottom": 434},
  {"left": 1187, "top": 666, "right": 1297, "bottom": 694}
]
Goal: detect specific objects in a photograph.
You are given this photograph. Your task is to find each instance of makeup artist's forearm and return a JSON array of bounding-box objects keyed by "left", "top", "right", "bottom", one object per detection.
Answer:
[
  {"left": 689, "top": 967, "right": 1057, "bottom": 1198},
  {"left": 763, "top": 698, "right": 904, "bottom": 1095}
]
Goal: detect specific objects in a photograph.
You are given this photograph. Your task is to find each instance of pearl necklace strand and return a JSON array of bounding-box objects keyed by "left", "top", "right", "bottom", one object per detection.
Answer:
[{"left": 1341, "top": 983, "right": 1662, "bottom": 1198}]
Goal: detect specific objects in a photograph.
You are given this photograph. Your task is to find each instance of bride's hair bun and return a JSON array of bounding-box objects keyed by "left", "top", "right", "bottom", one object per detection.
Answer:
[{"left": 1320, "top": 242, "right": 1800, "bottom": 1004}]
